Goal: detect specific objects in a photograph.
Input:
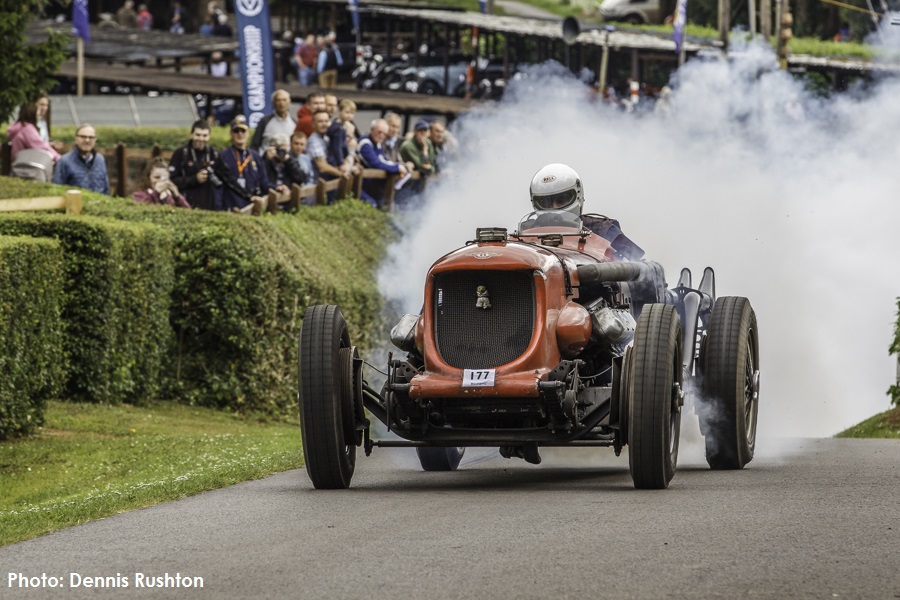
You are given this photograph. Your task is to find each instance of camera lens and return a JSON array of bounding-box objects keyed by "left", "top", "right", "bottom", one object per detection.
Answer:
[{"left": 206, "top": 166, "right": 223, "bottom": 187}]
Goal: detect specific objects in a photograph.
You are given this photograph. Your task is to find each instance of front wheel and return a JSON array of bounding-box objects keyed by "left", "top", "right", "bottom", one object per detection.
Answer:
[
  {"left": 299, "top": 305, "right": 357, "bottom": 489},
  {"left": 628, "top": 304, "right": 683, "bottom": 489},
  {"left": 416, "top": 447, "right": 465, "bottom": 471},
  {"left": 698, "top": 296, "right": 760, "bottom": 470}
]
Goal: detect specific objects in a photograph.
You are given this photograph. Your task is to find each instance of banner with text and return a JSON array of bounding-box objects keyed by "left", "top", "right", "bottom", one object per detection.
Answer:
[{"left": 235, "top": 0, "right": 274, "bottom": 129}]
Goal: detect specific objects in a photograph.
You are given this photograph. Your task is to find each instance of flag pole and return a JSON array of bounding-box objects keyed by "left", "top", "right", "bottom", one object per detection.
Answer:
[{"left": 77, "top": 36, "right": 85, "bottom": 96}]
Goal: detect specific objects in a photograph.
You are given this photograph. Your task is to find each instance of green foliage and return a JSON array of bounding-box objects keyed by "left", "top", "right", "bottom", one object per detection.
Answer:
[
  {"left": 0, "top": 0, "right": 68, "bottom": 123},
  {"left": 0, "top": 401, "right": 301, "bottom": 546},
  {"left": 0, "top": 176, "right": 83, "bottom": 203},
  {"left": 0, "top": 177, "right": 393, "bottom": 417},
  {"left": 46, "top": 125, "right": 236, "bottom": 152},
  {"left": 83, "top": 194, "right": 393, "bottom": 416},
  {"left": 0, "top": 209, "right": 174, "bottom": 406},
  {"left": 889, "top": 297, "right": 900, "bottom": 408},
  {"left": 788, "top": 37, "right": 875, "bottom": 60},
  {"left": 835, "top": 406, "right": 900, "bottom": 438},
  {"left": 0, "top": 236, "right": 65, "bottom": 440}
]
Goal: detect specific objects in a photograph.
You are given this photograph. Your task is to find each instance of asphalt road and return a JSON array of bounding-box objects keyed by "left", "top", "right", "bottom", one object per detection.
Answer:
[{"left": 2, "top": 436, "right": 899, "bottom": 599}]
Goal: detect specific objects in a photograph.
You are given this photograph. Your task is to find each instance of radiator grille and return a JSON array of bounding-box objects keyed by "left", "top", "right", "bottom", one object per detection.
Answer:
[{"left": 433, "top": 270, "right": 535, "bottom": 368}]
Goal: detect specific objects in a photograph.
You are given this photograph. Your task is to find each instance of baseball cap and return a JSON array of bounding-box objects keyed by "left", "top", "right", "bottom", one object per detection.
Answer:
[
  {"left": 230, "top": 116, "right": 249, "bottom": 132},
  {"left": 414, "top": 119, "right": 430, "bottom": 131}
]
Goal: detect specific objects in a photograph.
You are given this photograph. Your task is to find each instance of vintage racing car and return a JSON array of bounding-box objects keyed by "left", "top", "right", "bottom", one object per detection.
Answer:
[{"left": 298, "top": 210, "right": 760, "bottom": 490}]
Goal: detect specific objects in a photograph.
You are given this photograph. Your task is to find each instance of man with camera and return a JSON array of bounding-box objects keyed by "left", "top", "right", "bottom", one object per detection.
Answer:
[
  {"left": 168, "top": 120, "right": 221, "bottom": 211},
  {"left": 263, "top": 133, "right": 306, "bottom": 191}
]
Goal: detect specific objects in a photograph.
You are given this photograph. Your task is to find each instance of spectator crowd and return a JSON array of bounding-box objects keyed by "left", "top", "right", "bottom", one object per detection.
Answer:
[
  {"left": 5, "top": 90, "right": 458, "bottom": 214},
  {"left": 6, "top": 1, "right": 462, "bottom": 211}
]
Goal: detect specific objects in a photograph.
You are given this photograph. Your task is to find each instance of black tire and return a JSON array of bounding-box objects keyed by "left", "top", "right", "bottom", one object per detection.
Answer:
[
  {"left": 420, "top": 81, "right": 441, "bottom": 96},
  {"left": 699, "top": 297, "right": 760, "bottom": 470},
  {"left": 416, "top": 447, "right": 465, "bottom": 471},
  {"left": 299, "top": 305, "right": 356, "bottom": 489},
  {"left": 628, "top": 304, "right": 683, "bottom": 489}
]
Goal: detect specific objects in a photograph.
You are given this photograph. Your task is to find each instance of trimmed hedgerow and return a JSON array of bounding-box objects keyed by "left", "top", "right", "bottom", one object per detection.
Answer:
[
  {"left": 0, "top": 213, "right": 174, "bottom": 405},
  {"left": 0, "top": 177, "right": 394, "bottom": 416},
  {"left": 83, "top": 195, "right": 393, "bottom": 416},
  {"left": 0, "top": 236, "right": 65, "bottom": 440}
]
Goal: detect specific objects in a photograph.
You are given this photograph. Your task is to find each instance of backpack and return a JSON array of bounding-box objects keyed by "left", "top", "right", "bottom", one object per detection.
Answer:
[{"left": 11, "top": 148, "right": 55, "bottom": 183}]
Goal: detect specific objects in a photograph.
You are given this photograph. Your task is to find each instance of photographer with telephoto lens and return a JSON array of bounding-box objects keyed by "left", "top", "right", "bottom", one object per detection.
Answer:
[{"left": 168, "top": 119, "right": 221, "bottom": 211}]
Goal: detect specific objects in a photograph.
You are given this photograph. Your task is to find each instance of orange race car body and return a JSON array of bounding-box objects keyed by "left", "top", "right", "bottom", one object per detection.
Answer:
[{"left": 298, "top": 211, "right": 760, "bottom": 489}]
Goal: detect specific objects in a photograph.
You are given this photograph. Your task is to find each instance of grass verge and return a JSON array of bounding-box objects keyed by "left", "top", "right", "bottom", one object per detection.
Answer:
[
  {"left": 0, "top": 401, "right": 302, "bottom": 547},
  {"left": 835, "top": 406, "right": 900, "bottom": 439}
]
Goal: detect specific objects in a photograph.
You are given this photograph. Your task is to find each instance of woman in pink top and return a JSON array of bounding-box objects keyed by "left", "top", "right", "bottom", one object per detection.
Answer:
[
  {"left": 7, "top": 102, "right": 61, "bottom": 163},
  {"left": 132, "top": 159, "right": 191, "bottom": 208}
]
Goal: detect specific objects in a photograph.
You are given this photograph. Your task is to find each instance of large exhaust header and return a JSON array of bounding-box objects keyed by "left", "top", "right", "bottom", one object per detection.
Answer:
[{"left": 576, "top": 261, "right": 649, "bottom": 283}]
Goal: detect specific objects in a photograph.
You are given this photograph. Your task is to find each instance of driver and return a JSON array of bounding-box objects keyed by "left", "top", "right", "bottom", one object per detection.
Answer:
[{"left": 529, "top": 163, "right": 644, "bottom": 260}]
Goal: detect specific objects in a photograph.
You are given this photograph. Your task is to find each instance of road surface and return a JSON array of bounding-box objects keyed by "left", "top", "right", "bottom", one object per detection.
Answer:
[{"left": 2, "top": 437, "right": 899, "bottom": 599}]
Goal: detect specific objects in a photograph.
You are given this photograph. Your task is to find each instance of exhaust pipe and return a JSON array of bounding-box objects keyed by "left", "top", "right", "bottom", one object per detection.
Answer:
[{"left": 576, "top": 261, "right": 649, "bottom": 283}]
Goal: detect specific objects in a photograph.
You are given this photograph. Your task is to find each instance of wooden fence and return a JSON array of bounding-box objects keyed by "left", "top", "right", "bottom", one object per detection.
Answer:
[{"left": 0, "top": 190, "right": 83, "bottom": 215}]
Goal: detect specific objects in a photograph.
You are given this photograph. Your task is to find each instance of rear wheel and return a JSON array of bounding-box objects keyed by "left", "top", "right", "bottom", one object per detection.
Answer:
[
  {"left": 699, "top": 297, "right": 759, "bottom": 469},
  {"left": 628, "top": 304, "right": 683, "bottom": 489},
  {"left": 416, "top": 447, "right": 465, "bottom": 471},
  {"left": 299, "top": 305, "right": 356, "bottom": 489},
  {"left": 419, "top": 81, "right": 441, "bottom": 96}
]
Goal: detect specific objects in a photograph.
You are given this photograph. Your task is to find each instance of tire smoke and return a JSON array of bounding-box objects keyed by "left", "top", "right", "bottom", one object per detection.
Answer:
[{"left": 378, "top": 40, "right": 900, "bottom": 438}]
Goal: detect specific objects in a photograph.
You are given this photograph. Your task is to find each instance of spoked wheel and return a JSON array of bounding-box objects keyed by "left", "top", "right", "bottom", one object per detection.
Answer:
[
  {"left": 698, "top": 296, "right": 760, "bottom": 470},
  {"left": 299, "top": 305, "right": 357, "bottom": 489},
  {"left": 416, "top": 447, "right": 465, "bottom": 471},
  {"left": 628, "top": 304, "right": 684, "bottom": 490}
]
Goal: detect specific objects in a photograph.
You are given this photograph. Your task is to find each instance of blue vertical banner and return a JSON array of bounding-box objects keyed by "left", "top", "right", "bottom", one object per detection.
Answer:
[
  {"left": 348, "top": 0, "right": 360, "bottom": 33},
  {"left": 72, "top": 0, "right": 91, "bottom": 43},
  {"left": 234, "top": 0, "right": 274, "bottom": 129},
  {"left": 672, "top": 0, "right": 688, "bottom": 54}
]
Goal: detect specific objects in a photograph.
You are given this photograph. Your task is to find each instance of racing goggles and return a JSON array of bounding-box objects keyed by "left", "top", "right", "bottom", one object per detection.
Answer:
[{"left": 532, "top": 188, "right": 577, "bottom": 210}]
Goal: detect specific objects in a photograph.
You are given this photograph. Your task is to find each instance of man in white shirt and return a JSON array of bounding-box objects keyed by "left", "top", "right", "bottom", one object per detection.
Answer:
[{"left": 251, "top": 89, "right": 296, "bottom": 154}]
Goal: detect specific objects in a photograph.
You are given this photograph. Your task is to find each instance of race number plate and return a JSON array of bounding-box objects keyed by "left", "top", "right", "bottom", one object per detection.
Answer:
[{"left": 462, "top": 369, "right": 495, "bottom": 387}]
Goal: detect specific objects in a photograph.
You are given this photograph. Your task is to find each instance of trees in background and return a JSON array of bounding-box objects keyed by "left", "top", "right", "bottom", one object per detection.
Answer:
[{"left": 0, "top": 0, "right": 67, "bottom": 123}]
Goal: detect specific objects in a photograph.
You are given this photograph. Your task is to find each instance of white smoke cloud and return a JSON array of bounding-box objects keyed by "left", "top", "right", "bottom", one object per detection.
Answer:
[{"left": 378, "top": 40, "right": 900, "bottom": 438}]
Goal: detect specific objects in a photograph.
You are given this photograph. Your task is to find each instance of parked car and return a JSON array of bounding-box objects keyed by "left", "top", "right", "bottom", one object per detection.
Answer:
[
  {"left": 356, "top": 52, "right": 468, "bottom": 91},
  {"left": 600, "top": 0, "right": 665, "bottom": 25},
  {"left": 403, "top": 59, "right": 511, "bottom": 97},
  {"left": 298, "top": 210, "right": 761, "bottom": 490}
]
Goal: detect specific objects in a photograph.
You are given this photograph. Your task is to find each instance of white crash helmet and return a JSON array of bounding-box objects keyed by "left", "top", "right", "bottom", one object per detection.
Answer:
[{"left": 529, "top": 163, "right": 584, "bottom": 217}]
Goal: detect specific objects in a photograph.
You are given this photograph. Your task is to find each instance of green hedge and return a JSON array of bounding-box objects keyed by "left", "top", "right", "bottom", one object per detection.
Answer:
[
  {"left": 0, "top": 178, "right": 393, "bottom": 417},
  {"left": 83, "top": 195, "right": 393, "bottom": 416},
  {"left": 1, "top": 125, "right": 234, "bottom": 153},
  {"left": 0, "top": 212, "right": 174, "bottom": 405},
  {"left": 0, "top": 236, "right": 65, "bottom": 439}
]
